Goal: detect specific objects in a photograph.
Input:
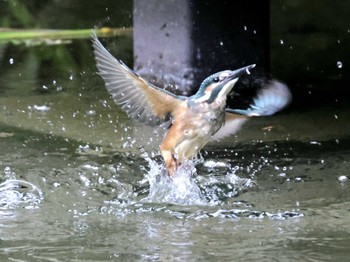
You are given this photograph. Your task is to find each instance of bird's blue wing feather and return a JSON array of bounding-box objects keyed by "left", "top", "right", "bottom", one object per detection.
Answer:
[{"left": 227, "top": 80, "right": 292, "bottom": 116}]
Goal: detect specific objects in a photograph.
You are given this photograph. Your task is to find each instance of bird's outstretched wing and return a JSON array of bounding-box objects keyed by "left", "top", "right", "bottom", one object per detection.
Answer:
[{"left": 92, "top": 32, "right": 185, "bottom": 126}]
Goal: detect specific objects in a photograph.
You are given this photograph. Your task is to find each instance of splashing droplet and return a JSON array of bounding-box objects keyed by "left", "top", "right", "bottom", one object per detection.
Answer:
[
  {"left": 337, "top": 61, "right": 343, "bottom": 68},
  {"left": 338, "top": 175, "right": 348, "bottom": 182},
  {"left": 142, "top": 158, "right": 205, "bottom": 205}
]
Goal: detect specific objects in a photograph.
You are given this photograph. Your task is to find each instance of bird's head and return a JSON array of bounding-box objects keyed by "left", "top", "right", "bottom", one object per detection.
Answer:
[{"left": 193, "top": 64, "right": 256, "bottom": 103}]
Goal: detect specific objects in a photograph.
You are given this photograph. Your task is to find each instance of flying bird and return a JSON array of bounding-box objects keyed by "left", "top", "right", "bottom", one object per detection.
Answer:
[{"left": 92, "top": 33, "right": 291, "bottom": 176}]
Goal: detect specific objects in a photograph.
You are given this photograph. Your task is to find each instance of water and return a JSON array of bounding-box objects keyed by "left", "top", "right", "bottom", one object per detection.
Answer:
[
  {"left": 1, "top": 38, "right": 350, "bottom": 261},
  {"left": 1, "top": 122, "right": 350, "bottom": 261}
]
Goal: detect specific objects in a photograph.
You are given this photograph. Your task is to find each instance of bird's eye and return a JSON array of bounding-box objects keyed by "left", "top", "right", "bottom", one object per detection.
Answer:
[{"left": 213, "top": 77, "right": 220, "bottom": 83}]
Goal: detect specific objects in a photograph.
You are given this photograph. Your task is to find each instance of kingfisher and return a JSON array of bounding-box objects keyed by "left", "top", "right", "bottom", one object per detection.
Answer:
[{"left": 92, "top": 33, "right": 291, "bottom": 176}]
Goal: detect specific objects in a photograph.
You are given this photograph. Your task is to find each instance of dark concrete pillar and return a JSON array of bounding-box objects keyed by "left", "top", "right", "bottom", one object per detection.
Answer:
[{"left": 133, "top": 0, "right": 269, "bottom": 95}]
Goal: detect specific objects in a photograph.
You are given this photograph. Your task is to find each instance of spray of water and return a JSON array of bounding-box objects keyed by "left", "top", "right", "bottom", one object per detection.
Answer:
[{"left": 141, "top": 158, "right": 207, "bottom": 205}]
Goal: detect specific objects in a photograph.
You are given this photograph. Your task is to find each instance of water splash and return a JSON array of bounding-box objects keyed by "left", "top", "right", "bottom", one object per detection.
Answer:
[
  {"left": 141, "top": 158, "right": 205, "bottom": 205},
  {"left": 93, "top": 155, "right": 305, "bottom": 220},
  {"left": 0, "top": 167, "right": 43, "bottom": 209}
]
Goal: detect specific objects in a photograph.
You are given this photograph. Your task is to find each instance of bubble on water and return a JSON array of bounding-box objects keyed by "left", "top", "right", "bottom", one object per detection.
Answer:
[
  {"left": 0, "top": 179, "right": 43, "bottom": 209},
  {"left": 336, "top": 61, "right": 343, "bottom": 68}
]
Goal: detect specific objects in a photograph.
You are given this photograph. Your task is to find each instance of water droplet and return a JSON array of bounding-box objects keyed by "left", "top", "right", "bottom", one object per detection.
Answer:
[
  {"left": 9, "top": 58, "right": 14, "bottom": 65},
  {"left": 295, "top": 177, "right": 303, "bottom": 182},
  {"left": 33, "top": 105, "right": 51, "bottom": 112},
  {"left": 338, "top": 175, "right": 348, "bottom": 182},
  {"left": 310, "top": 141, "right": 321, "bottom": 145},
  {"left": 4, "top": 166, "right": 12, "bottom": 177},
  {"left": 219, "top": 41, "right": 224, "bottom": 46},
  {"left": 280, "top": 39, "right": 284, "bottom": 45},
  {"left": 183, "top": 129, "right": 191, "bottom": 136},
  {"left": 86, "top": 110, "right": 96, "bottom": 116},
  {"left": 336, "top": 61, "right": 343, "bottom": 68},
  {"left": 243, "top": 25, "right": 248, "bottom": 31}
]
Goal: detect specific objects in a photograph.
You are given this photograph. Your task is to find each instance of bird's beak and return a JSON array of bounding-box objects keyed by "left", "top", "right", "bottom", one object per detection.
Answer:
[
  {"left": 225, "top": 64, "right": 256, "bottom": 83},
  {"left": 218, "top": 64, "right": 256, "bottom": 98}
]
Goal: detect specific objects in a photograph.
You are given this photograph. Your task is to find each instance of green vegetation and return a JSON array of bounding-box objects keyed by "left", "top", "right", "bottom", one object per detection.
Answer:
[{"left": 0, "top": 28, "right": 132, "bottom": 44}]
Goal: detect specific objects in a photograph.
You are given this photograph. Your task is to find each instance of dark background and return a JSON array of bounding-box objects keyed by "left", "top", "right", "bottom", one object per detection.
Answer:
[{"left": 1, "top": 0, "right": 349, "bottom": 110}]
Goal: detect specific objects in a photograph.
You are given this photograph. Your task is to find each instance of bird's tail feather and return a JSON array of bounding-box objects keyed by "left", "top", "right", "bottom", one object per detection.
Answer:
[{"left": 227, "top": 72, "right": 292, "bottom": 116}]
